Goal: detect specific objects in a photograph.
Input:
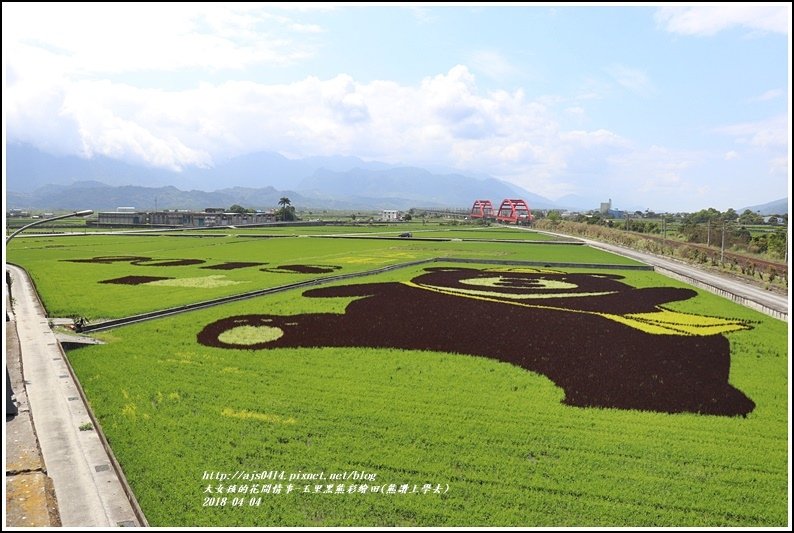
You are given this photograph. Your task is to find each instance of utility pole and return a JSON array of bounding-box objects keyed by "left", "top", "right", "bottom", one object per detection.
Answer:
[
  {"left": 720, "top": 221, "right": 725, "bottom": 264},
  {"left": 707, "top": 220, "right": 711, "bottom": 247}
]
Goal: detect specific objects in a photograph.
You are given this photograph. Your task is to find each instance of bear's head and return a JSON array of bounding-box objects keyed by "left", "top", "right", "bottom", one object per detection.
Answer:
[{"left": 409, "top": 267, "right": 634, "bottom": 303}]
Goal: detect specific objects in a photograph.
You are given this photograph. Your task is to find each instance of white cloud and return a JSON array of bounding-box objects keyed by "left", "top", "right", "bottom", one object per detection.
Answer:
[
  {"left": 560, "top": 129, "right": 629, "bottom": 149},
  {"left": 724, "top": 150, "right": 739, "bottom": 160},
  {"left": 289, "top": 23, "right": 324, "bottom": 34},
  {"left": 769, "top": 156, "right": 788, "bottom": 175},
  {"left": 606, "top": 64, "right": 655, "bottom": 96},
  {"left": 407, "top": 6, "right": 436, "bottom": 25},
  {"left": 608, "top": 146, "right": 700, "bottom": 197},
  {"left": 750, "top": 88, "right": 783, "bottom": 102},
  {"left": 469, "top": 50, "right": 520, "bottom": 81},
  {"left": 3, "top": 3, "right": 318, "bottom": 75},
  {"left": 5, "top": 58, "right": 637, "bottom": 199},
  {"left": 656, "top": 5, "right": 791, "bottom": 36},
  {"left": 715, "top": 114, "right": 788, "bottom": 148}
]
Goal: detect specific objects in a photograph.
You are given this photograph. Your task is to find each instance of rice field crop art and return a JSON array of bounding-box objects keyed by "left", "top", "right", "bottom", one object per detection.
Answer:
[
  {"left": 198, "top": 267, "right": 756, "bottom": 416},
  {"left": 68, "top": 264, "right": 788, "bottom": 526},
  {"left": 6, "top": 233, "right": 639, "bottom": 319}
]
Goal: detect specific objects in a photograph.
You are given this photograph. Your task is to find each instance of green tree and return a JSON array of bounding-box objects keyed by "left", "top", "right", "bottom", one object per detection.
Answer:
[
  {"left": 276, "top": 197, "right": 296, "bottom": 221},
  {"left": 721, "top": 208, "right": 738, "bottom": 222},
  {"left": 229, "top": 204, "right": 248, "bottom": 214},
  {"left": 738, "top": 209, "right": 763, "bottom": 225},
  {"left": 586, "top": 213, "right": 603, "bottom": 225},
  {"left": 767, "top": 229, "right": 787, "bottom": 259}
]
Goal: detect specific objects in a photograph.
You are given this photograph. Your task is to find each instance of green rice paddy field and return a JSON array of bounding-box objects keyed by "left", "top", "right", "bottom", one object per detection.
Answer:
[
  {"left": 6, "top": 227, "right": 630, "bottom": 319},
  {"left": 5, "top": 226, "right": 789, "bottom": 526}
]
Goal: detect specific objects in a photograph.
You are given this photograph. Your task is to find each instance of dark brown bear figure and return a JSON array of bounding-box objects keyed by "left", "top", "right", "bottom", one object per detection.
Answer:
[{"left": 198, "top": 267, "right": 755, "bottom": 416}]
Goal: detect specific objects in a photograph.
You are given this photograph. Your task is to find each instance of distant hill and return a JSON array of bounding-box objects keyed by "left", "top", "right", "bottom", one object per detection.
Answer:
[
  {"left": 7, "top": 182, "right": 309, "bottom": 212},
  {"left": 7, "top": 180, "right": 554, "bottom": 212},
  {"left": 299, "top": 167, "right": 558, "bottom": 210},
  {"left": 739, "top": 198, "right": 788, "bottom": 216},
  {"left": 6, "top": 142, "right": 561, "bottom": 210},
  {"left": 6, "top": 143, "right": 180, "bottom": 191},
  {"left": 5, "top": 143, "right": 389, "bottom": 193}
]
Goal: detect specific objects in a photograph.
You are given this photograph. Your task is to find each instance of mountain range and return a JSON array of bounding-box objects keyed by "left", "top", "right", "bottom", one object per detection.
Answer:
[
  {"left": 5, "top": 143, "right": 786, "bottom": 214},
  {"left": 6, "top": 143, "right": 568, "bottom": 211},
  {"left": 739, "top": 198, "right": 788, "bottom": 216}
]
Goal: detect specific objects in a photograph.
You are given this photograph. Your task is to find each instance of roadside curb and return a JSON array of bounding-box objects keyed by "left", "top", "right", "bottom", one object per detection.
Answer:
[{"left": 7, "top": 265, "right": 146, "bottom": 527}]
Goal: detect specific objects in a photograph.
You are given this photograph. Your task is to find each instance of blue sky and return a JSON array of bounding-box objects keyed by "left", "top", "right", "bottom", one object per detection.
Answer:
[{"left": 3, "top": 3, "right": 790, "bottom": 211}]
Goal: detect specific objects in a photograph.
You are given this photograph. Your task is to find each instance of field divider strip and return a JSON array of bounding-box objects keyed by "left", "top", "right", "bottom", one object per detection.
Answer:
[
  {"left": 81, "top": 258, "right": 652, "bottom": 332},
  {"left": 311, "top": 234, "right": 582, "bottom": 244}
]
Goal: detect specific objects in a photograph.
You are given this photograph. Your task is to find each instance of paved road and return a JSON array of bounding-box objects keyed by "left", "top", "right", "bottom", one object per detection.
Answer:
[
  {"left": 6, "top": 288, "right": 61, "bottom": 527},
  {"left": 529, "top": 228, "right": 788, "bottom": 320},
  {"left": 6, "top": 265, "right": 142, "bottom": 527}
]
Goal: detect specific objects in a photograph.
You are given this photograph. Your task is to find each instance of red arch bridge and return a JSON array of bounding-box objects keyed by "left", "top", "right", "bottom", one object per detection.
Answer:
[{"left": 470, "top": 199, "right": 533, "bottom": 225}]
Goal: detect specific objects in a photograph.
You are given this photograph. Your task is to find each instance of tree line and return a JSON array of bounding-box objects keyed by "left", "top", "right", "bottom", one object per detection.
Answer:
[{"left": 228, "top": 197, "right": 297, "bottom": 221}]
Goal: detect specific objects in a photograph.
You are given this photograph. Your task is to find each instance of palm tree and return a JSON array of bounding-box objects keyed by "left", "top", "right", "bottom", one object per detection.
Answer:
[{"left": 277, "top": 197, "right": 294, "bottom": 221}]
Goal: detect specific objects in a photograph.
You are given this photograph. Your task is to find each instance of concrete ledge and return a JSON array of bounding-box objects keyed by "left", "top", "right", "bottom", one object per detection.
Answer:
[{"left": 5, "top": 473, "right": 61, "bottom": 527}]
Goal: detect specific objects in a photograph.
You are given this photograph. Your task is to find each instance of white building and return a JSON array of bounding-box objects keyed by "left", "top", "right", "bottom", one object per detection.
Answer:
[{"left": 381, "top": 210, "right": 400, "bottom": 222}]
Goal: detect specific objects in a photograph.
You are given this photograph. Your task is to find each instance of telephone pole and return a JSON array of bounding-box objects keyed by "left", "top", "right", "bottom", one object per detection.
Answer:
[
  {"left": 720, "top": 222, "right": 726, "bottom": 264},
  {"left": 707, "top": 220, "right": 710, "bottom": 247}
]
